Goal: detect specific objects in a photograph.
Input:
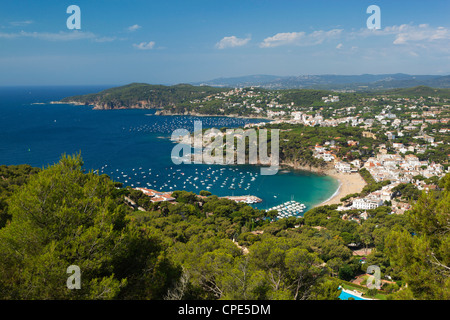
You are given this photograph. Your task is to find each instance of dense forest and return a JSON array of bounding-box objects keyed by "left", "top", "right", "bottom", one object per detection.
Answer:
[
  {"left": 271, "top": 123, "right": 379, "bottom": 168},
  {"left": 277, "top": 89, "right": 362, "bottom": 108},
  {"left": 381, "top": 86, "right": 450, "bottom": 99},
  {"left": 0, "top": 154, "right": 448, "bottom": 300},
  {"left": 60, "top": 83, "right": 228, "bottom": 110}
]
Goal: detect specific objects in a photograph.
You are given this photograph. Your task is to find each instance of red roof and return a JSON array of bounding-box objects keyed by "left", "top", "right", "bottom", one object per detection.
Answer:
[{"left": 136, "top": 188, "right": 175, "bottom": 202}]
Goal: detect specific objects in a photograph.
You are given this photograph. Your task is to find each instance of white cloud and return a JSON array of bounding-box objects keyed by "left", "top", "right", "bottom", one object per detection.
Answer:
[
  {"left": 0, "top": 30, "right": 97, "bottom": 41},
  {"left": 133, "top": 41, "right": 155, "bottom": 50},
  {"left": 391, "top": 24, "right": 450, "bottom": 45},
  {"left": 309, "top": 29, "right": 343, "bottom": 44},
  {"left": 260, "top": 29, "right": 342, "bottom": 48},
  {"left": 260, "top": 32, "right": 305, "bottom": 48},
  {"left": 94, "top": 36, "right": 117, "bottom": 43},
  {"left": 336, "top": 43, "right": 343, "bottom": 49},
  {"left": 0, "top": 30, "right": 127, "bottom": 44},
  {"left": 127, "top": 24, "right": 141, "bottom": 32},
  {"left": 352, "top": 24, "right": 450, "bottom": 46},
  {"left": 9, "top": 20, "right": 33, "bottom": 27},
  {"left": 215, "top": 36, "right": 251, "bottom": 49},
  {"left": 0, "top": 31, "right": 17, "bottom": 39}
]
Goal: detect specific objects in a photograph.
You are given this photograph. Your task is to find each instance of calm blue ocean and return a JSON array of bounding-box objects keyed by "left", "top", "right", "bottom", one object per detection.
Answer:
[{"left": 0, "top": 86, "right": 338, "bottom": 212}]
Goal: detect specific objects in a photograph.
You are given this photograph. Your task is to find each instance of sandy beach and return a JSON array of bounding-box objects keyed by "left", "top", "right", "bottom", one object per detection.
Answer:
[{"left": 317, "top": 169, "right": 367, "bottom": 207}]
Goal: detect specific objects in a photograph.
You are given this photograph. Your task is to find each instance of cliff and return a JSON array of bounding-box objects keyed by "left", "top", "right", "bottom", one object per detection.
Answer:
[{"left": 279, "top": 159, "right": 332, "bottom": 175}]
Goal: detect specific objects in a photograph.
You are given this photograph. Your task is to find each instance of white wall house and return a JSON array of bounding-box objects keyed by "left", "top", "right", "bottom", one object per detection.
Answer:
[{"left": 352, "top": 198, "right": 384, "bottom": 210}]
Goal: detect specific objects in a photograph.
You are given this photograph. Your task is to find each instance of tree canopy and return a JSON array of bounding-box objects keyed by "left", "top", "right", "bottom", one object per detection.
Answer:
[
  {"left": 0, "top": 154, "right": 179, "bottom": 299},
  {"left": 0, "top": 154, "right": 447, "bottom": 300}
]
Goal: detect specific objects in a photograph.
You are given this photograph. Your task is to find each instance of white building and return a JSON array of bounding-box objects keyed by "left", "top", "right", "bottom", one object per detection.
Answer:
[
  {"left": 352, "top": 198, "right": 384, "bottom": 210},
  {"left": 291, "top": 111, "right": 302, "bottom": 120},
  {"left": 350, "top": 159, "right": 361, "bottom": 169},
  {"left": 335, "top": 161, "right": 351, "bottom": 173}
]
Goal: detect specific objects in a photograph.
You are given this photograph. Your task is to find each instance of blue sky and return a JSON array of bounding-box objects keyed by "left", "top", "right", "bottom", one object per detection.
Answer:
[{"left": 0, "top": 0, "right": 449, "bottom": 85}]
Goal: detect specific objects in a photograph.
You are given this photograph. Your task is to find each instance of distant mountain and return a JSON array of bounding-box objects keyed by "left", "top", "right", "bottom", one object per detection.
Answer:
[
  {"left": 193, "top": 75, "right": 284, "bottom": 88},
  {"left": 192, "top": 74, "right": 450, "bottom": 91}
]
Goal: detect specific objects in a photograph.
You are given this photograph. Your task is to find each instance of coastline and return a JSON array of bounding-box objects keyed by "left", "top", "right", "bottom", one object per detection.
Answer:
[
  {"left": 50, "top": 102, "right": 365, "bottom": 207},
  {"left": 279, "top": 162, "right": 366, "bottom": 208},
  {"left": 315, "top": 168, "right": 366, "bottom": 207},
  {"left": 154, "top": 109, "right": 272, "bottom": 120},
  {"left": 53, "top": 101, "right": 273, "bottom": 121}
]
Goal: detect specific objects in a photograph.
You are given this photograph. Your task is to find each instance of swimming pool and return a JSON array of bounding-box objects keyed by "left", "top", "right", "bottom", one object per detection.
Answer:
[
  {"left": 338, "top": 290, "right": 366, "bottom": 300},
  {"left": 337, "top": 286, "right": 372, "bottom": 300}
]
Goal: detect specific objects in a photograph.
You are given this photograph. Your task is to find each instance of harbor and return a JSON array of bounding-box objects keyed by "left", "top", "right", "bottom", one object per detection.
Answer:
[{"left": 267, "top": 200, "right": 306, "bottom": 219}]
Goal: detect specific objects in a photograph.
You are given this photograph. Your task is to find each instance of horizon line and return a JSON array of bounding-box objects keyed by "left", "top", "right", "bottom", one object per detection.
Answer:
[{"left": 1, "top": 72, "right": 449, "bottom": 88}]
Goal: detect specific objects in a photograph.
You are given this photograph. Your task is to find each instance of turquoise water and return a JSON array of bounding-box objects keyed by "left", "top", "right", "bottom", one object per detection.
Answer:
[
  {"left": 338, "top": 289, "right": 366, "bottom": 300},
  {"left": 0, "top": 86, "right": 339, "bottom": 212}
]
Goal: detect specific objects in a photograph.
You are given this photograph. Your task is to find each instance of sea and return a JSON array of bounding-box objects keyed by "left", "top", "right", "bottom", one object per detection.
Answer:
[{"left": 0, "top": 86, "right": 339, "bottom": 213}]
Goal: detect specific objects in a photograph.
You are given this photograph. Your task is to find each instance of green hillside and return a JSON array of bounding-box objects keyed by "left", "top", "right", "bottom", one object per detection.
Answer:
[
  {"left": 382, "top": 85, "right": 450, "bottom": 99},
  {"left": 60, "top": 83, "right": 229, "bottom": 109},
  {"left": 278, "top": 89, "right": 362, "bottom": 107}
]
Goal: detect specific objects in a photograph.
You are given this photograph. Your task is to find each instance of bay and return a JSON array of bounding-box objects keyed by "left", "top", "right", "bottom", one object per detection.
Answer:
[{"left": 0, "top": 86, "right": 338, "bottom": 212}]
